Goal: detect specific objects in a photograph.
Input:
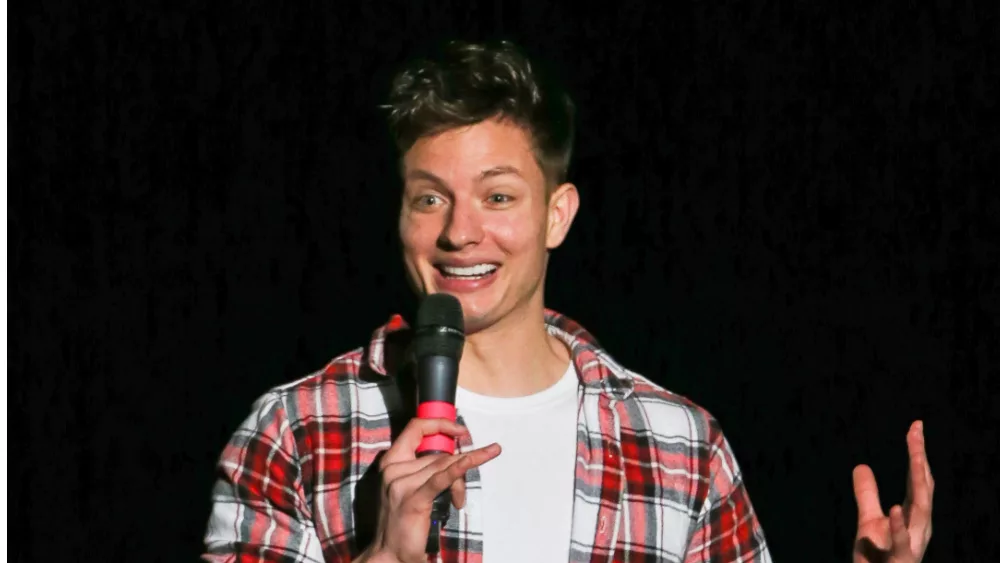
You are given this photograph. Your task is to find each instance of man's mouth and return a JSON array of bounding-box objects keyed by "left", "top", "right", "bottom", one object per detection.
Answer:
[{"left": 436, "top": 263, "right": 499, "bottom": 280}]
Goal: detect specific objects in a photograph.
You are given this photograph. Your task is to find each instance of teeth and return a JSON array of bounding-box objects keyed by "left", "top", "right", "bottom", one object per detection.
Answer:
[{"left": 441, "top": 264, "right": 498, "bottom": 277}]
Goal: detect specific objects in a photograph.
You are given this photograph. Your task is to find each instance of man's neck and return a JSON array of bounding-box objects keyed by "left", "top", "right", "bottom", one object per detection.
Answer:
[{"left": 457, "top": 303, "right": 571, "bottom": 398}]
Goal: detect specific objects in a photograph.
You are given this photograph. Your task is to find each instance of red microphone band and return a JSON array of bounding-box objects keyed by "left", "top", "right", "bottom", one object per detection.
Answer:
[{"left": 416, "top": 401, "right": 458, "bottom": 455}]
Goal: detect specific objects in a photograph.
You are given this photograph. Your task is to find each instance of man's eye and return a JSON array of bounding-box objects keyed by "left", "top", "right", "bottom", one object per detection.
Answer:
[
  {"left": 415, "top": 194, "right": 442, "bottom": 208},
  {"left": 488, "top": 194, "right": 513, "bottom": 205}
]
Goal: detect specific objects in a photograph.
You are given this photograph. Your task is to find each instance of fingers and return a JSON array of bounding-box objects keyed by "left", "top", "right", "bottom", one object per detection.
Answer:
[
  {"left": 889, "top": 505, "right": 913, "bottom": 560},
  {"left": 907, "top": 421, "right": 934, "bottom": 496},
  {"left": 906, "top": 421, "right": 926, "bottom": 461},
  {"left": 383, "top": 443, "right": 501, "bottom": 511},
  {"left": 450, "top": 443, "right": 501, "bottom": 508},
  {"left": 382, "top": 453, "right": 469, "bottom": 509},
  {"left": 904, "top": 420, "right": 934, "bottom": 557},
  {"left": 853, "top": 464, "right": 885, "bottom": 523},
  {"left": 855, "top": 423, "right": 934, "bottom": 562},
  {"left": 413, "top": 443, "right": 502, "bottom": 508},
  {"left": 381, "top": 453, "right": 443, "bottom": 485},
  {"left": 380, "top": 418, "right": 469, "bottom": 466},
  {"left": 906, "top": 421, "right": 933, "bottom": 506}
]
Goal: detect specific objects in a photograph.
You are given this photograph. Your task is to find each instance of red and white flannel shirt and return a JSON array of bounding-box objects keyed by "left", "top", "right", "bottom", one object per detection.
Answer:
[{"left": 204, "top": 310, "right": 772, "bottom": 562}]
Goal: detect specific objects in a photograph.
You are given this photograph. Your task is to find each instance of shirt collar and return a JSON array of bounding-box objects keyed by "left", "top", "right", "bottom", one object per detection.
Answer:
[{"left": 365, "top": 309, "right": 635, "bottom": 401}]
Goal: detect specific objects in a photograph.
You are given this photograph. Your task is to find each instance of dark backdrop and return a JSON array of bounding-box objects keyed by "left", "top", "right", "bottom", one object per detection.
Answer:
[{"left": 10, "top": 1, "right": 999, "bottom": 562}]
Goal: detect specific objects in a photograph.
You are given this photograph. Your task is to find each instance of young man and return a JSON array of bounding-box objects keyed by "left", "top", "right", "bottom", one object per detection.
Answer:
[{"left": 204, "top": 41, "right": 933, "bottom": 563}]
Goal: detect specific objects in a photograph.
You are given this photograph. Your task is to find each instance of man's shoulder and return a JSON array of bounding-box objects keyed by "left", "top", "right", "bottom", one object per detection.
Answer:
[
  {"left": 548, "top": 308, "right": 728, "bottom": 446},
  {"left": 272, "top": 346, "right": 370, "bottom": 392},
  {"left": 608, "top": 360, "right": 724, "bottom": 446},
  {"left": 250, "top": 344, "right": 398, "bottom": 423}
]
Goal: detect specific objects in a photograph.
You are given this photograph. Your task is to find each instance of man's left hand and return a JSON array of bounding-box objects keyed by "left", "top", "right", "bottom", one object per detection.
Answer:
[{"left": 852, "top": 420, "right": 935, "bottom": 562}]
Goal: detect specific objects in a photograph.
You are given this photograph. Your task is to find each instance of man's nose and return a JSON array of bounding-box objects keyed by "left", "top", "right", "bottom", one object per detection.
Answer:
[{"left": 438, "top": 200, "right": 484, "bottom": 250}]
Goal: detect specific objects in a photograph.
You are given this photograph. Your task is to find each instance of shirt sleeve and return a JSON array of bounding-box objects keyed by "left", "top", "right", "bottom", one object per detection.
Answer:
[
  {"left": 203, "top": 393, "right": 327, "bottom": 563},
  {"left": 683, "top": 431, "right": 772, "bottom": 563}
]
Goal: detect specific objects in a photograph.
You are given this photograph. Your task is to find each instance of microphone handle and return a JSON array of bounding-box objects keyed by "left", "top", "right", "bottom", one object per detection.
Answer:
[
  {"left": 415, "top": 355, "right": 459, "bottom": 403},
  {"left": 417, "top": 448, "right": 452, "bottom": 555},
  {"left": 414, "top": 354, "right": 460, "bottom": 554}
]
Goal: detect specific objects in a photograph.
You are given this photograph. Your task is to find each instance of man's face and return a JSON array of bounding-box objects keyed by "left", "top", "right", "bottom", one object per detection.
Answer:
[{"left": 399, "top": 119, "right": 578, "bottom": 333}]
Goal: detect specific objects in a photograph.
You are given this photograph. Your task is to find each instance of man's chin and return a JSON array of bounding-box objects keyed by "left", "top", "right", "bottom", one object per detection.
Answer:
[
  {"left": 418, "top": 290, "right": 511, "bottom": 334},
  {"left": 460, "top": 309, "right": 494, "bottom": 335},
  {"left": 460, "top": 300, "right": 513, "bottom": 335}
]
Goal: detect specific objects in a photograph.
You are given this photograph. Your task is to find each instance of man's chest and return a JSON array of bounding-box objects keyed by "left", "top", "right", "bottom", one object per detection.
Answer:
[
  {"left": 307, "top": 380, "right": 697, "bottom": 562},
  {"left": 458, "top": 399, "right": 579, "bottom": 563}
]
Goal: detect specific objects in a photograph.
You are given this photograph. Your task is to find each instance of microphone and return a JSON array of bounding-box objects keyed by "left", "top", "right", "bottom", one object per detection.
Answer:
[{"left": 413, "top": 293, "right": 465, "bottom": 555}]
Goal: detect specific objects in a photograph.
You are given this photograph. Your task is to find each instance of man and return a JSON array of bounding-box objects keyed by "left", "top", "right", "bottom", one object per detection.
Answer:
[{"left": 204, "top": 40, "right": 934, "bottom": 563}]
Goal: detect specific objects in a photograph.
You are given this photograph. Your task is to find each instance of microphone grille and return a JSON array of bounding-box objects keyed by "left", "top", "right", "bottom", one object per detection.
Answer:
[
  {"left": 414, "top": 293, "right": 465, "bottom": 359},
  {"left": 416, "top": 293, "right": 464, "bottom": 332}
]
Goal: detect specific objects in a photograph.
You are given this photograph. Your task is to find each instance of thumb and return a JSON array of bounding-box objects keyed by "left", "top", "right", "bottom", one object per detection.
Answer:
[{"left": 889, "top": 505, "right": 913, "bottom": 560}]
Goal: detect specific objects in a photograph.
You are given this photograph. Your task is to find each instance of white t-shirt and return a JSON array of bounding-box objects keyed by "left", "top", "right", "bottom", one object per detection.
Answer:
[{"left": 455, "top": 363, "right": 579, "bottom": 563}]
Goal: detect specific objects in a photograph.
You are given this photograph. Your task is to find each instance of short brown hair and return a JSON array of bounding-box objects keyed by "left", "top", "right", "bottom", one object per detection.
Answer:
[{"left": 383, "top": 40, "right": 575, "bottom": 187}]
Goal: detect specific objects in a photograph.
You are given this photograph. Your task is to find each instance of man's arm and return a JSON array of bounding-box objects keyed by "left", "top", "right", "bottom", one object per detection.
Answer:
[
  {"left": 683, "top": 431, "right": 772, "bottom": 563},
  {"left": 203, "top": 393, "right": 326, "bottom": 563}
]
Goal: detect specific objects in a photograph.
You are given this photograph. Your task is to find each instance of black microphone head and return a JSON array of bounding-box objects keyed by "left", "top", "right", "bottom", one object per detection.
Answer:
[
  {"left": 416, "top": 293, "right": 464, "bottom": 331},
  {"left": 414, "top": 293, "right": 465, "bottom": 359}
]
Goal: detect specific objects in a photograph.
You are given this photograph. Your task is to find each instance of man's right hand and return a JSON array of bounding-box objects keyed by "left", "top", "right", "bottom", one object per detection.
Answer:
[{"left": 359, "top": 417, "right": 502, "bottom": 563}]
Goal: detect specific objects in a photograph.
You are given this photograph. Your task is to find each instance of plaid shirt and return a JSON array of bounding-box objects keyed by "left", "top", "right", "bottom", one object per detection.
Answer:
[{"left": 204, "top": 310, "right": 772, "bottom": 562}]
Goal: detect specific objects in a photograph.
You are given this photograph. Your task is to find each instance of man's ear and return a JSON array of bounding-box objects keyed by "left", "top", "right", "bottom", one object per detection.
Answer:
[{"left": 545, "top": 183, "right": 580, "bottom": 250}]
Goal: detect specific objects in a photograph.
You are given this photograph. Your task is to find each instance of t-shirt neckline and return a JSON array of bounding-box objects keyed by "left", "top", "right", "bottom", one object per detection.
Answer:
[{"left": 456, "top": 362, "right": 577, "bottom": 414}]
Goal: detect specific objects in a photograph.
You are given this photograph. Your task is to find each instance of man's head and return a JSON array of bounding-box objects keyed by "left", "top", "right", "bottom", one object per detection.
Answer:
[{"left": 385, "top": 40, "right": 580, "bottom": 333}]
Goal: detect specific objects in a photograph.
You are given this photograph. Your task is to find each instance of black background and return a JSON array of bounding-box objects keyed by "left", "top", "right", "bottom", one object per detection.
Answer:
[{"left": 10, "top": 1, "right": 999, "bottom": 562}]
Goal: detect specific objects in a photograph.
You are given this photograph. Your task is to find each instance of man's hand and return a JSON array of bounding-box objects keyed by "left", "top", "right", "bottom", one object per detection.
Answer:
[
  {"left": 852, "top": 420, "right": 934, "bottom": 563},
  {"left": 359, "top": 417, "right": 502, "bottom": 563}
]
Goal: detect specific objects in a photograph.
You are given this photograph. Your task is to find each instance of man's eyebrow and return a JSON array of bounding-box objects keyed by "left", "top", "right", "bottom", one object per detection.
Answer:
[
  {"left": 477, "top": 165, "right": 523, "bottom": 181},
  {"left": 405, "top": 165, "right": 524, "bottom": 185},
  {"left": 404, "top": 169, "right": 447, "bottom": 185}
]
